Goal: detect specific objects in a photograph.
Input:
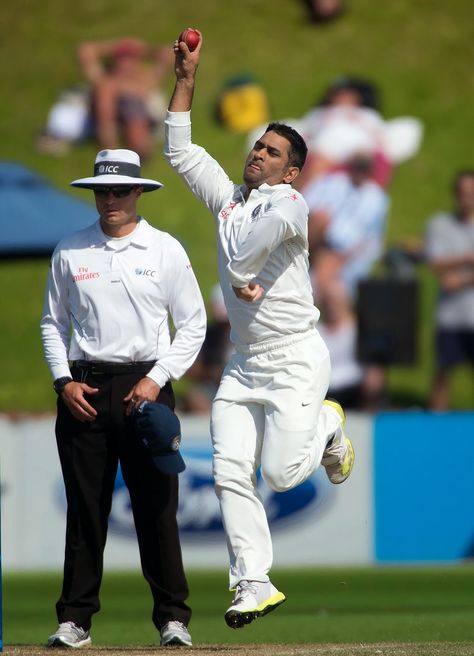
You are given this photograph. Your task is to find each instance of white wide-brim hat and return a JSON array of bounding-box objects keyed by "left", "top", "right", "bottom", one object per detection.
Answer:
[{"left": 70, "top": 149, "right": 163, "bottom": 192}]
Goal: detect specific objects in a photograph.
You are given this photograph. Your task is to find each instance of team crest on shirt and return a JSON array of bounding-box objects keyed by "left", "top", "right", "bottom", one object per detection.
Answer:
[{"left": 251, "top": 204, "right": 263, "bottom": 221}]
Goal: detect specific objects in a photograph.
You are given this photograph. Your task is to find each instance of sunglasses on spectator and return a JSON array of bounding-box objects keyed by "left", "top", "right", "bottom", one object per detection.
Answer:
[{"left": 93, "top": 186, "right": 136, "bottom": 198}]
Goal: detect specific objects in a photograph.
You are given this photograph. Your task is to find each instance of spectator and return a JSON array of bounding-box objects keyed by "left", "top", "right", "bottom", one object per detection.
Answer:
[
  {"left": 77, "top": 37, "right": 173, "bottom": 160},
  {"left": 243, "top": 76, "right": 422, "bottom": 194},
  {"left": 246, "top": 76, "right": 422, "bottom": 194},
  {"left": 317, "top": 278, "right": 388, "bottom": 410},
  {"left": 302, "top": 0, "right": 346, "bottom": 23},
  {"left": 316, "top": 279, "right": 364, "bottom": 408},
  {"left": 295, "top": 76, "right": 393, "bottom": 191},
  {"left": 304, "top": 152, "right": 390, "bottom": 300},
  {"left": 181, "top": 284, "right": 233, "bottom": 414},
  {"left": 424, "top": 170, "right": 474, "bottom": 411}
]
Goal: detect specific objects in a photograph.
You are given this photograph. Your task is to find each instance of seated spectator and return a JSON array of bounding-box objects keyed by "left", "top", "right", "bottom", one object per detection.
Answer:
[
  {"left": 424, "top": 170, "right": 474, "bottom": 411},
  {"left": 77, "top": 37, "right": 173, "bottom": 160},
  {"left": 317, "top": 279, "right": 387, "bottom": 411},
  {"left": 296, "top": 76, "right": 393, "bottom": 190},
  {"left": 246, "top": 76, "right": 422, "bottom": 192},
  {"left": 305, "top": 152, "right": 390, "bottom": 300},
  {"left": 180, "top": 285, "right": 233, "bottom": 415}
]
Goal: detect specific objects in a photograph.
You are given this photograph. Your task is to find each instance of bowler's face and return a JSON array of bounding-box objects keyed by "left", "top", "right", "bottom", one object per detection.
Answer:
[{"left": 243, "top": 131, "right": 299, "bottom": 190}]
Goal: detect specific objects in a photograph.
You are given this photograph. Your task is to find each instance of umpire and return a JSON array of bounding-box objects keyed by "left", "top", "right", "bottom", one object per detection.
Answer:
[{"left": 40, "top": 149, "right": 206, "bottom": 648}]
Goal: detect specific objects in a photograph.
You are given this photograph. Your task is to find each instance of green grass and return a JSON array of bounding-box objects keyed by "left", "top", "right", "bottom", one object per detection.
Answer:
[
  {"left": 1, "top": 0, "right": 474, "bottom": 411},
  {"left": 4, "top": 566, "right": 474, "bottom": 645}
]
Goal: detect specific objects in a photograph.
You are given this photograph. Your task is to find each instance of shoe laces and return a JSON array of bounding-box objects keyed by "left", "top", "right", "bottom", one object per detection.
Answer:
[
  {"left": 56, "top": 622, "right": 85, "bottom": 637},
  {"left": 164, "top": 620, "right": 187, "bottom": 631},
  {"left": 234, "top": 580, "right": 258, "bottom": 602},
  {"left": 322, "top": 431, "right": 346, "bottom": 464}
]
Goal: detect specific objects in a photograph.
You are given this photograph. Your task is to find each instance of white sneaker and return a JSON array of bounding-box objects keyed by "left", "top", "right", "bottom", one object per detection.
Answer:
[
  {"left": 225, "top": 580, "right": 286, "bottom": 629},
  {"left": 321, "top": 399, "right": 355, "bottom": 484},
  {"left": 47, "top": 621, "right": 91, "bottom": 648},
  {"left": 160, "top": 621, "right": 193, "bottom": 647}
]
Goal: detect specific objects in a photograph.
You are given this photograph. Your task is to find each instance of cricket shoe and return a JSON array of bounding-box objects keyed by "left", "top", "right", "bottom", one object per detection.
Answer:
[
  {"left": 47, "top": 622, "right": 91, "bottom": 648},
  {"left": 321, "top": 399, "right": 355, "bottom": 484},
  {"left": 160, "top": 621, "right": 193, "bottom": 647},
  {"left": 225, "top": 580, "right": 286, "bottom": 629}
]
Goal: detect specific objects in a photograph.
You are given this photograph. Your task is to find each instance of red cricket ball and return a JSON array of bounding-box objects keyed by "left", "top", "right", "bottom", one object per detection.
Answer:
[{"left": 178, "top": 28, "right": 200, "bottom": 52}]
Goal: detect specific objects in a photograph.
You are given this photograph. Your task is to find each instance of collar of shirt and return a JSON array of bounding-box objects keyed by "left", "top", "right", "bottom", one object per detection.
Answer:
[
  {"left": 240, "top": 182, "right": 293, "bottom": 203},
  {"left": 88, "top": 217, "right": 151, "bottom": 251},
  {"left": 255, "top": 182, "right": 292, "bottom": 195}
]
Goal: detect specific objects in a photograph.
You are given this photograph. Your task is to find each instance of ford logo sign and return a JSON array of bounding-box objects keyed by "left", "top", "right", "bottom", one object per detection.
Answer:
[{"left": 107, "top": 447, "right": 334, "bottom": 541}]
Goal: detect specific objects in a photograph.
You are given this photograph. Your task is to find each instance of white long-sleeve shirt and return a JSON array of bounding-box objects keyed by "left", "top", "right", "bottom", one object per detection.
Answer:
[
  {"left": 41, "top": 217, "right": 206, "bottom": 387},
  {"left": 164, "top": 111, "right": 319, "bottom": 350}
]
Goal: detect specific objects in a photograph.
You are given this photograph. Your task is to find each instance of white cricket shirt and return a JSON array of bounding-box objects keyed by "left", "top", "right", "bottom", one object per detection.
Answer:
[
  {"left": 41, "top": 217, "right": 206, "bottom": 386},
  {"left": 165, "top": 111, "right": 319, "bottom": 350}
]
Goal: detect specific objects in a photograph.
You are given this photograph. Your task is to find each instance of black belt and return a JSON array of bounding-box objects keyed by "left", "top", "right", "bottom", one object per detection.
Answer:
[{"left": 72, "top": 360, "right": 155, "bottom": 375}]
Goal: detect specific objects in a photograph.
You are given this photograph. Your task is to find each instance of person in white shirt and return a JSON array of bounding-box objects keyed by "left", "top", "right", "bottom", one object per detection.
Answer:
[
  {"left": 424, "top": 170, "right": 474, "bottom": 410},
  {"left": 41, "top": 148, "right": 206, "bottom": 648},
  {"left": 304, "top": 153, "right": 389, "bottom": 300},
  {"left": 164, "top": 31, "right": 354, "bottom": 630}
]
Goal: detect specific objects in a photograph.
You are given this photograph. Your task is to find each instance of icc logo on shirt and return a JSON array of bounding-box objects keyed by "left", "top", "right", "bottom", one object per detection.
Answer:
[{"left": 135, "top": 268, "right": 156, "bottom": 277}]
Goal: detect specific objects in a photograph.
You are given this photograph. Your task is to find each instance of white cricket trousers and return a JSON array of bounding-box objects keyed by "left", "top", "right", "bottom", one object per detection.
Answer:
[{"left": 211, "top": 328, "right": 341, "bottom": 590}]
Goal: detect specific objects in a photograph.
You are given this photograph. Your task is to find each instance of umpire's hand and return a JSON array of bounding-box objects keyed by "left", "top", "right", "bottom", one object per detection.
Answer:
[
  {"left": 60, "top": 382, "right": 99, "bottom": 422},
  {"left": 123, "top": 377, "right": 161, "bottom": 416}
]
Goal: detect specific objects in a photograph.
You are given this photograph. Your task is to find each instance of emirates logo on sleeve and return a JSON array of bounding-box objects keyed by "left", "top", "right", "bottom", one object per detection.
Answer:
[{"left": 219, "top": 201, "right": 237, "bottom": 220}]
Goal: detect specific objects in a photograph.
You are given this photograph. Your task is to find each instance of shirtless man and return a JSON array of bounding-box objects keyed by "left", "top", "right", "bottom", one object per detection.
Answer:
[{"left": 78, "top": 37, "right": 173, "bottom": 160}]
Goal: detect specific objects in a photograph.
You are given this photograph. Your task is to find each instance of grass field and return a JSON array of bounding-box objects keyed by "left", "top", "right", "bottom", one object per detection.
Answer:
[
  {"left": 4, "top": 644, "right": 474, "bottom": 656},
  {"left": 0, "top": 0, "right": 473, "bottom": 412},
  {"left": 3, "top": 566, "right": 474, "bottom": 650}
]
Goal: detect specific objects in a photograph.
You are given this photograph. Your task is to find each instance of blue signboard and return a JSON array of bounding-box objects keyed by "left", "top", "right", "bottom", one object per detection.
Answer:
[{"left": 374, "top": 411, "right": 474, "bottom": 562}]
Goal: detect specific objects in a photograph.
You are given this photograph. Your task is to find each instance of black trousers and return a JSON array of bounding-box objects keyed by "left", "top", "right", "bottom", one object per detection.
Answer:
[{"left": 54, "top": 365, "right": 191, "bottom": 631}]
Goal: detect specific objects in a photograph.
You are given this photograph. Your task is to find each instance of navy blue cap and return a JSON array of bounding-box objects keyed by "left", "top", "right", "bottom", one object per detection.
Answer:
[{"left": 130, "top": 402, "right": 185, "bottom": 474}]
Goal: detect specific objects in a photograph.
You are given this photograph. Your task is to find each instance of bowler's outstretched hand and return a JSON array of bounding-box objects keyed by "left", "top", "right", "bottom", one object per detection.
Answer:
[{"left": 173, "top": 28, "right": 202, "bottom": 81}]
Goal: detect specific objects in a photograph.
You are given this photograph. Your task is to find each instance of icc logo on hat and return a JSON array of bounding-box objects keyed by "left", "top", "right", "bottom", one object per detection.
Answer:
[{"left": 70, "top": 149, "right": 163, "bottom": 192}]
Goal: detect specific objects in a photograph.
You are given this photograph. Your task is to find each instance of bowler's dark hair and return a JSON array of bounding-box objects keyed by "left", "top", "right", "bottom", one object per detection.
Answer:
[{"left": 265, "top": 122, "right": 308, "bottom": 170}]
